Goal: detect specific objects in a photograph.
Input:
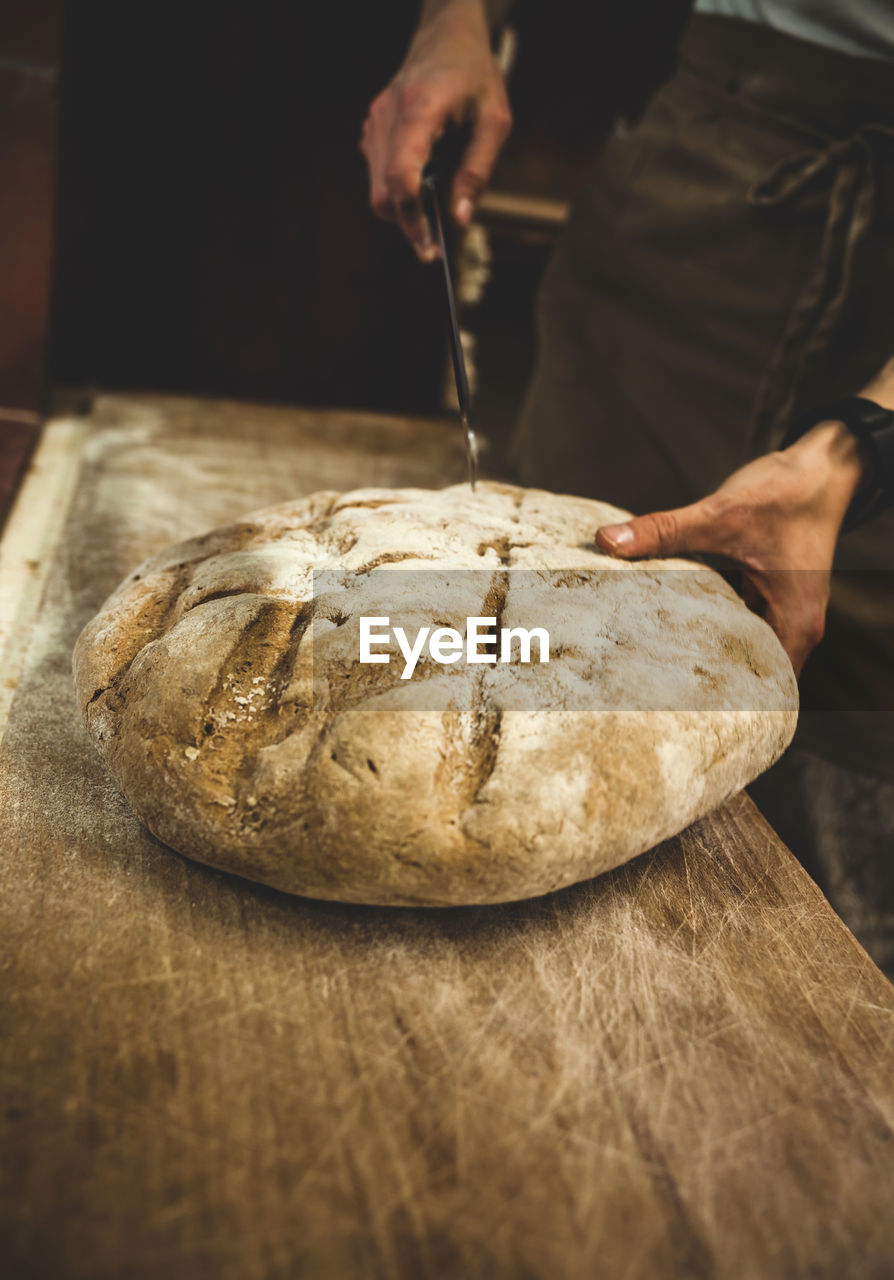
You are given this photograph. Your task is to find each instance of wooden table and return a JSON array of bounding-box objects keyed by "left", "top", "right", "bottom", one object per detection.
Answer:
[{"left": 2, "top": 394, "right": 893, "bottom": 1280}]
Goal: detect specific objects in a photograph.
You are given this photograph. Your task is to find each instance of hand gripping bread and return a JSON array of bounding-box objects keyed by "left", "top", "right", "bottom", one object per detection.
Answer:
[{"left": 73, "top": 483, "right": 797, "bottom": 905}]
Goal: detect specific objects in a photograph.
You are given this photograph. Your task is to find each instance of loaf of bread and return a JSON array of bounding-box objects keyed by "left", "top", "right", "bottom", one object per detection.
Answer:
[{"left": 73, "top": 482, "right": 797, "bottom": 905}]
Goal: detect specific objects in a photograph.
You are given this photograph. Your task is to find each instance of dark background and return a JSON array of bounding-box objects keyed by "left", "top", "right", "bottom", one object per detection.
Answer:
[{"left": 2, "top": 0, "right": 691, "bottom": 430}]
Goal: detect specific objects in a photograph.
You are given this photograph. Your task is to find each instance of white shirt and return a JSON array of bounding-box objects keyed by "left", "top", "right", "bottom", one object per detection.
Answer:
[{"left": 694, "top": 0, "right": 894, "bottom": 61}]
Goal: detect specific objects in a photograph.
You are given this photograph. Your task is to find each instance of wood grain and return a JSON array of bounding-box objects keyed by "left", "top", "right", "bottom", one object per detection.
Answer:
[{"left": 2, "top": 395, "right": 893, "bottom": 1280}]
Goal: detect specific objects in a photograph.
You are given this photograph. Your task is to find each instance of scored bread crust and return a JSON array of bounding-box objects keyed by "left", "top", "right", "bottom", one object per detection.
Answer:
[{"left": 73, "top": 482, "right": 798, "bottom": 905}]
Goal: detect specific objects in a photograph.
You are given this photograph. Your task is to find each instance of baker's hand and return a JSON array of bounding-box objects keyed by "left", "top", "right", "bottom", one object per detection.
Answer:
[
  {"left": 594, "top": 422, "right": 868, "bottom": 675},
  {"left": 360, "top": 0, "right": 512, "bottom": 261}
]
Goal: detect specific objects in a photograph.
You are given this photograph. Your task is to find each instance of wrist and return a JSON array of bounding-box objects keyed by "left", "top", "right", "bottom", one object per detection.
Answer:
[
  {"left": 419, "top": 0, "right": 512, "bottom": 30},
  {"left": 785, "top": 419, "right": 868, "bottom": 520},
  {"left": 413, "top": 0, "right": 489, "bottom": 55},
  {"left": 779, "top": 372, "right": 894, "bottom": 533}
]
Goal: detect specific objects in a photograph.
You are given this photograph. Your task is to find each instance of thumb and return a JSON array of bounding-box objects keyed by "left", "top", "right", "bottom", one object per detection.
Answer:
[{"left": 595, "top": 504, "right": 708, "bottom": 559}]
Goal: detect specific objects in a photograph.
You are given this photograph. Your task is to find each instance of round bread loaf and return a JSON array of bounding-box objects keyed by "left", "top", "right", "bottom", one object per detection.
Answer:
[{"left": 73, "top": 482, "right": 797, "bottom": 905}]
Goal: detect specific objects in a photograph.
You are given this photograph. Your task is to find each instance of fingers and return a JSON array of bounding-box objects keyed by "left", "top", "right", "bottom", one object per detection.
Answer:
[
  {"left": 594, "top": 454, "right": 839, "bottom": 677},
  {"left": 596, "top": 501, "right": 829, "bottom": 673},
  {"left": 596, "top": 502, "right": 714, "bottom": 559},
  {"left": 450, "top": 91, "right": 513, "bottom": 225},
  {"left": 361, "top": 93, "right": 391, "bottom": 215},
  {"left": 385, "top": 87, "right": 451, "bottom": 259},
  {"left": 360, "top": 50, "right": 512, "bottom": 257},
  {"left": 361, "top": 85, "right": 447, "bottom": 261},
  {"left": 391, "top": 189, "right": 436, "bottom": 262}
]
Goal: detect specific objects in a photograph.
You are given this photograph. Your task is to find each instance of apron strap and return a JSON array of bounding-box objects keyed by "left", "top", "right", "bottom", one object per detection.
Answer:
[{"left": 747, "top": 123, "right": 894, "bottom": 448}]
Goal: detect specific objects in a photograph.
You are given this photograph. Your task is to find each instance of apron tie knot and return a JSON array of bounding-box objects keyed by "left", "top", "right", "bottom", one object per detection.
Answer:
[{"left": 747, "top": 124, "right": 894, "bottom": 446}]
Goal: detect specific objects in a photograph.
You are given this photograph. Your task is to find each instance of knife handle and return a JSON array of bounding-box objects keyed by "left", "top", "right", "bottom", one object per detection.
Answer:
[{"left": 421, "top": 120, "right": 475, "bottom": 206}]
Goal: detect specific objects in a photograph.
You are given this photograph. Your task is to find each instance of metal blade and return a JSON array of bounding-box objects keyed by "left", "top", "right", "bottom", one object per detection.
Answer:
[{"left": 423, "top": 174, "right": 479, "bottom": 490}]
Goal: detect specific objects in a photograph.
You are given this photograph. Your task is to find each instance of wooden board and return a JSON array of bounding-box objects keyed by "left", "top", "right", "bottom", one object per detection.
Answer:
[{"left": 2, "top": 394, "right": 894, "bottom": 1280}]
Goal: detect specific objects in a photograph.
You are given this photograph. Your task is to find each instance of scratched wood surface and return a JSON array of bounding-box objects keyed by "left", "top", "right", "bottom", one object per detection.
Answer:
[{"left": 2, "top": 394, "right": 894, "bottom": 1280}]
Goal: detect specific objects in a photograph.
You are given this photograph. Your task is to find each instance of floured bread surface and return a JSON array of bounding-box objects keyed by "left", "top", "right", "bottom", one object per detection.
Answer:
[{"left": 73, "top": 482, "right": 797, "bottom": 906}]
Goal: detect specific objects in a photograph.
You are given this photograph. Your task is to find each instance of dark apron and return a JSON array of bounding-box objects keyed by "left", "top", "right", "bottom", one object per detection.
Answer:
[{"left": 511, "top": 13, "right": 894, "bottom": 779}]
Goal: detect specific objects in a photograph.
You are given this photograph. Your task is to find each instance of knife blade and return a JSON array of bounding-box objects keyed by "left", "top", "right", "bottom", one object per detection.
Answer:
[{"left": 421, "top": 169, "right": 479, "bottom": 490}]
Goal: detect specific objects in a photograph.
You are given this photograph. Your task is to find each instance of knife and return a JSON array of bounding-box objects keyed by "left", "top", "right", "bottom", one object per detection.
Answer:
[{"left": 421, "top": 163, "right": 479, "bottom": 491}]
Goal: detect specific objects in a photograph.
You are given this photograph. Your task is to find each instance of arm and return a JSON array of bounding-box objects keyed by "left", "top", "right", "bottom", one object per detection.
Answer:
[
  {"left": 360, "top": 0, "right": 515, "bottom": 260},
  {"left": 594, "top": 364, "right": 894, "bottom": 675}
]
